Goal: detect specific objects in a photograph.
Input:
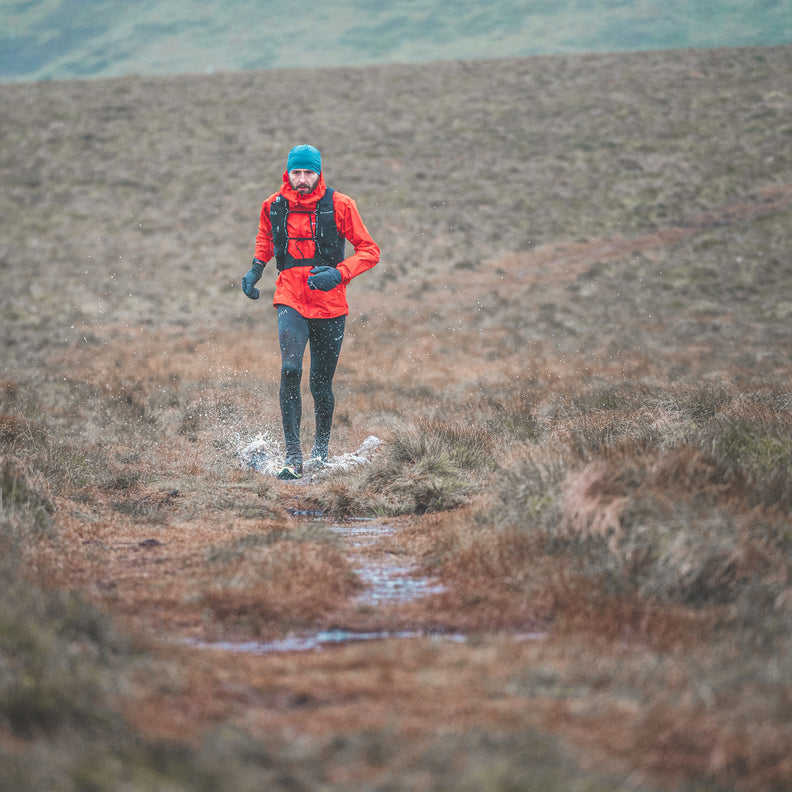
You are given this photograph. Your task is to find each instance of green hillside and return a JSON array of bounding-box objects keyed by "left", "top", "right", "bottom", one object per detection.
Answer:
[{"left": 2, "top": 0, "right": 792, "bottom": 82}]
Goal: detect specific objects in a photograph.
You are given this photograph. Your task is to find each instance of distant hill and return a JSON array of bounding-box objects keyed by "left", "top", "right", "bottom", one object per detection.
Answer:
[{"left": 2, "top": 0, "right": 791, "bottom": 83}]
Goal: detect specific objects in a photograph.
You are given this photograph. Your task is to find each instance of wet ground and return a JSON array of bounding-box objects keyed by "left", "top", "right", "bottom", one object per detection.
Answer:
[{"left": 189, "top": 518, "right": 463, "bottom": 653}]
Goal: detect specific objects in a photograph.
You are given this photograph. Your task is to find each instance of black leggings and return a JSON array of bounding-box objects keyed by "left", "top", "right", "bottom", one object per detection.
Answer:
[{"left": 277, "top": 305, "right": 346, "bottom": 463}]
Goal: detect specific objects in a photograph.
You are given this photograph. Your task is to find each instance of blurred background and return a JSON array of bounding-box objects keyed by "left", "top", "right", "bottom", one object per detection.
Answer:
[{"left": 3, "top": 0, "right": 792, "bottom": 83}]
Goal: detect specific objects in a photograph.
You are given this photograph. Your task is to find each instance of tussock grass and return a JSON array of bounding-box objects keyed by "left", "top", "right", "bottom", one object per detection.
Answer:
[
  {"left": 0, "top": 456, "right": 55, "bottom": 538},
  {"left": 315, "top": 418, "right": 495, "bottom": 518},
  {"left": 367, "top": 418, "right": 494, "bottom": 513},
  {"left": 2, "top": 45, "right": 792, "bottom": 791},
  {"left": 202, "top": 528, "right": 359, "bottom": 636},
  {"left": 477, "top": 383, "right": 792, "bottom": 633}
]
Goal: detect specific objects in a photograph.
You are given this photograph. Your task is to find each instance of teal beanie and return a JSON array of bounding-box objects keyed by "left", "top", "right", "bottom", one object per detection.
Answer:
[{"left": 286, "top": 144, "right": 322, "bottom": 174}]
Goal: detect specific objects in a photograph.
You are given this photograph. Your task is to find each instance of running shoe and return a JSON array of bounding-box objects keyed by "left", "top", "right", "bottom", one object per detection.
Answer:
[{"left": 276, "top": 461, "right": 303, "bottom": 480}]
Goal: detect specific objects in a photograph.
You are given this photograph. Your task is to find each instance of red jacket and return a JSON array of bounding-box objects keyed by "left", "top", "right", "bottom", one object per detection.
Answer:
[{"left": 254, "top": 172, "right": 380, "bottom": 318}]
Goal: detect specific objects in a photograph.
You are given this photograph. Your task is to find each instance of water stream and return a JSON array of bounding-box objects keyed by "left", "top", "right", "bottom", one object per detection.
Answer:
[
  {"left": 188, "top": 518, "right": 546, "bottom": 654},
  {"left": 326, "top": 522, "right": 447, "bottom": 607},
  {"left": 188, "top": 519, "right": 457, "bottom": 654}
]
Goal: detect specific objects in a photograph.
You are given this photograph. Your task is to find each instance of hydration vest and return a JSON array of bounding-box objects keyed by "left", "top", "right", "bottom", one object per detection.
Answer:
[{"left": 270, "top": 188, "right": 345, "bottom": 272}]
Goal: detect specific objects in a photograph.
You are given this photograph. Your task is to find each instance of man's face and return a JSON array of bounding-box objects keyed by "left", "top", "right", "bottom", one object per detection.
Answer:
[{"left": 288, "top": 169, "right": 320, "bottom": 195}]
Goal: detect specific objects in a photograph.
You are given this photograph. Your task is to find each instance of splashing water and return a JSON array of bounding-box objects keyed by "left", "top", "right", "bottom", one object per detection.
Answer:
[
  {"left": 238, "top": 433, "right": 382, "bottom": 477},
  {"left": 236, "top": 428, "right": 283, "bottom": 476}
]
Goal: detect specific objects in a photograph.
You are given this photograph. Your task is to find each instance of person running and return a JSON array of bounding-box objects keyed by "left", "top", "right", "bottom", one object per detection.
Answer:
[{"left": 241, "top": 144, "right": 380, "bottom": 480}]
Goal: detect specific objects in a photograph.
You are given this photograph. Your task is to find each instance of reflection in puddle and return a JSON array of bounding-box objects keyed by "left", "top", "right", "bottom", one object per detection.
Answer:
[{"left": 188, "top": 630, "right": 467, "bottom": 654}]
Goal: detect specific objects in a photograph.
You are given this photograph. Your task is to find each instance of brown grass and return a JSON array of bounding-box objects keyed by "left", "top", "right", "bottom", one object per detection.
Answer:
[
  {"left": 201, "top": 529, "right": 361, "bottom": 637},
  {"left": 2, "top": 45, "right": 792, "bottom": 791}
]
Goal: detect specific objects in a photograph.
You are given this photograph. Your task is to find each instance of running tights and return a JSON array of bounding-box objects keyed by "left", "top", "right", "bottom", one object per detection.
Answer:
[{"left": 277, "top": 305, "right": 346, "bottom": 463}]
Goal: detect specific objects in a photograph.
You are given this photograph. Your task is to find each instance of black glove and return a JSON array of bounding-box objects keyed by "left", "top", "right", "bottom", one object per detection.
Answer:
[
  {"left": 307, "top": 266, "right": 342, "bottom": 291},
  {"left": 241, "top": 258, "right": 266, "bottom": 300}
]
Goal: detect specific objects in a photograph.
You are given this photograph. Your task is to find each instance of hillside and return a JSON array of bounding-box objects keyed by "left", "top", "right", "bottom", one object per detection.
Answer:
[
  {"left": 1, "top": 45, "right": 792, "bottom": 791},
  {"left": 2, "top": 0, "right": 792, "bottom": 82}
]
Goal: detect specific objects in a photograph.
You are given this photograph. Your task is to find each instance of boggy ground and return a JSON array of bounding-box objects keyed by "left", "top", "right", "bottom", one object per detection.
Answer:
[
  {"left": 16, "top": 208, "right": 792, "bottom": 791},
  {"left": 2, "top": 45, "right": 792, "bottom": 791}
]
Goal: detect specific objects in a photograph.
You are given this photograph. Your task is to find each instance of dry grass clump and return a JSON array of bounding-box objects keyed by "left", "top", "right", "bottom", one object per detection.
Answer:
[
  {"left": 478, "top": 383, "right": 792, "bottom": 631},
  {"left": 0, "top": 455, "right": 55, "bottom": 542},
  {"left": 367, "top": 418, "right": 493, "bottom": 512},
  {"left": 0, "top": 441, "right": 140, "bottom": 783},
  {"left": 410, "top": 511, "right": 553, "bottom": 634},
  {"left": 0, "top": 383, "right": 146, "bottom": 500},
  {"left": 317, "top": 418, "right": 495, "bottom": 518},
  {"left": 202, "top": 527, "right": 360, "bottom": 637}
]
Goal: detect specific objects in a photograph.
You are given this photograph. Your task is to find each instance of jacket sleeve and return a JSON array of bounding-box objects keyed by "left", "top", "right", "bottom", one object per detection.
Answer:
[
  {"left": 253, "top": 195, "right": 277, "bottom": 263},
  {"left": 333, "top": 193, "right": 380, "bottom": 282}
]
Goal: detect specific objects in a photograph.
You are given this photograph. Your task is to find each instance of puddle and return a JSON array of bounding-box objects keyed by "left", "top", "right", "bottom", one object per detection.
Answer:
[
  {"left": 238, "top": 434, "right": 382, "bottom": 478},
  {"left": 325, "top": 522, "right": 447, "bottom": 605},
  {"left": 186, "top": 471, "right": 544, "bottom": 654},
  {"left": 187, "top": 629, "right": 546, "bottom": 656},
  {"left": 354, "top": 563, "right": 446, "bottom": 606},
  {"left": 187, "top": 630, "right": 467, "bottom": 654}
]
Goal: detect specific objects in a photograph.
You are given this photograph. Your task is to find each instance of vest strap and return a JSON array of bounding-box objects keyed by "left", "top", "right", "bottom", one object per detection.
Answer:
[
  {"left": 277, "top": 256, "right": 323, "bottom": 271},
  {"left": 271, "top": 189, "right": 345, "bottom": 273}
]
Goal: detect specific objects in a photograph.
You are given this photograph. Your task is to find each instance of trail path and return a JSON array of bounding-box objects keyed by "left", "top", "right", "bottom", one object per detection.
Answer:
[
  {"left": 191, "top": 518, "right": 451, "bottom": 654},
  {"left": 476, "top": 182, "right": 792, "bottom": 290}
]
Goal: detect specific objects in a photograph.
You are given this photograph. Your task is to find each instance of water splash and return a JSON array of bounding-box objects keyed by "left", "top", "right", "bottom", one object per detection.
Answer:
[
  {"left": 236, "top": 428, "right": 282, "bottom": 475},
  {"left": 238, "top": 434, "right": 382, "bottom": 478}
]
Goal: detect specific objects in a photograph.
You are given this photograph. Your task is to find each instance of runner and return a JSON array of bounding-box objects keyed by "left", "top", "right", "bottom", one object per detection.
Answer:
[{"left": 241, "top": 144, "right": 380, "bottom": 479}]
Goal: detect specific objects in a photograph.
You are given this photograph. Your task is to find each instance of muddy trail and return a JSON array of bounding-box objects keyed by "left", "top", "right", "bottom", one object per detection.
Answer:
[
  {"left": 43, "top": 439, "right": 464, "bottom": 650},
  {"left": 189, "top": 519, "right": 456, "bottom": 654}
]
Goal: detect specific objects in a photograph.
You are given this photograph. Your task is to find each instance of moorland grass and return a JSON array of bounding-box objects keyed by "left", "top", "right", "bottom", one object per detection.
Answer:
[{"left": 2, "top": 44, "right": 792, "bottom": 791}]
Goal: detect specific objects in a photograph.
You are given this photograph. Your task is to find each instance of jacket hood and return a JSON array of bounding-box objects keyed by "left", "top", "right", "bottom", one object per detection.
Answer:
[{"left": 280, "top": 170, "right": 327, "bottom": 207}]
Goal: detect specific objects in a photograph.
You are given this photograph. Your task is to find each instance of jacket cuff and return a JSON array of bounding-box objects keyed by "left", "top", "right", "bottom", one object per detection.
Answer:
[{"left": 337, "top": 263, "right": 352, "bottom": 283}]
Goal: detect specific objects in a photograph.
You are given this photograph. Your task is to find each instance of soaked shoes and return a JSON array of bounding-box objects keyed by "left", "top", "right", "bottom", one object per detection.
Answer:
[{"left": 276, "top": 461, "right": 303, "bottom": 480}]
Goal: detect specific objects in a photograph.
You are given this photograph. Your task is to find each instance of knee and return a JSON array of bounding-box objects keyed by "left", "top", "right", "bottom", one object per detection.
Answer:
[{"left": 281, "top": 359, "right": 302, "bottom": 378}]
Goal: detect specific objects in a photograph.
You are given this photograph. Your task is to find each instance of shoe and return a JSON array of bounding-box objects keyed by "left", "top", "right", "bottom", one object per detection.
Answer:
[
  {"left": 309, "top": 446, "right": 328, "bottom": 463},
  {"left": 276, "top": 461, "right": 303, "bottom": 480}
]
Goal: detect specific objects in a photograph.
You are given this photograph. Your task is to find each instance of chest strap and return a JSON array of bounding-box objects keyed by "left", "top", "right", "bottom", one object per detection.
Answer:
[{"left": 270, "top": 188, "right": 345, "bottom": 272}]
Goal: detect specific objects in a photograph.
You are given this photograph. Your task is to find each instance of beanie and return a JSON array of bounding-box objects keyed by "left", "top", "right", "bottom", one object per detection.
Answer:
[{"left": 286, "top": 144, "right": 322, "bottom": 174}]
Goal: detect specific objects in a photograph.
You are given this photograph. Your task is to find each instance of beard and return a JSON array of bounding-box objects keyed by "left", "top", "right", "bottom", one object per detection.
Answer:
[{"left": 289, "top": 174, "right": 319, "bottom": 195}]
